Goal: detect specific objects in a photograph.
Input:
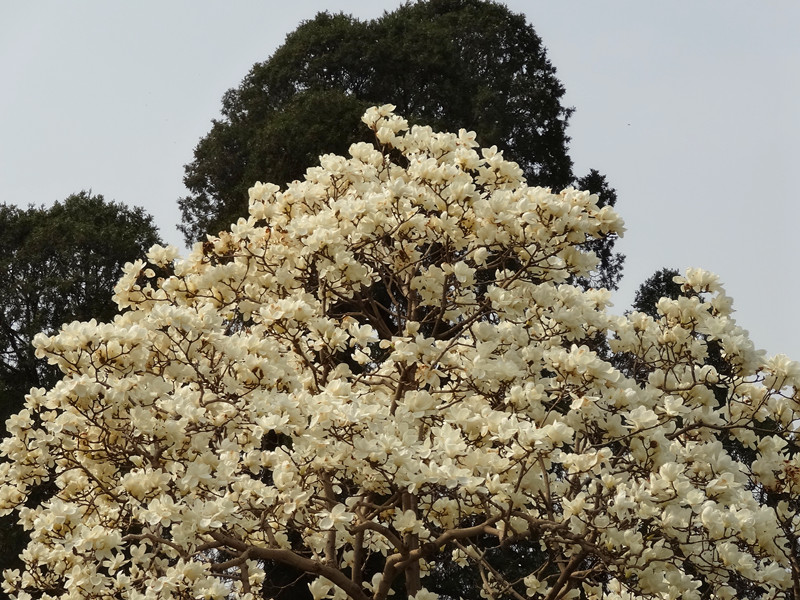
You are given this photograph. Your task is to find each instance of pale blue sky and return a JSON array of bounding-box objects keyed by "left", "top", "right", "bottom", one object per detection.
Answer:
[{"left": 2, "top": 1, "right": 799, "bottom": 358}]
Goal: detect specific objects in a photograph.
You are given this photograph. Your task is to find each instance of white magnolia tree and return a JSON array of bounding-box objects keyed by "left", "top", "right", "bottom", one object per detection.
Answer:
[{"left": 2, "top": 106, "right": 800, "bottom": 600}]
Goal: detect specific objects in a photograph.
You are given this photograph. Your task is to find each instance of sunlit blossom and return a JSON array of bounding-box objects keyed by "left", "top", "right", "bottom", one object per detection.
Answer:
[{"left": 0, "top": 106, "right": 796, "bottom": 600}]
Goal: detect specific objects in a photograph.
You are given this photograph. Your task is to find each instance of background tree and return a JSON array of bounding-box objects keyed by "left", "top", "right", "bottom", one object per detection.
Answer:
[
  {"left": 0, "top": 191, "right": 161, "bottom": 593},
  {"left": 0, "top": 192, "right": 162, "bottom": 416},
  {"left": 179, "top": 0, "right": 623, "bottom": 289},
  {"left": 630, "top": 267, "right": 682, "bottom": 317},
  {"left": 3, "top": 107, "right": 799, "bottom": 600}
]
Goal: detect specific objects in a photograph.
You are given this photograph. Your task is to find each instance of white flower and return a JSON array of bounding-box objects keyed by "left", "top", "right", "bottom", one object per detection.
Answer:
[
  {"left": 145, "top": 244, "right": 180, "bottom": 268},
  {"left": 319, "top": 504, "right": 354, "bottom": 530},
  {"left": 308, "top": 577, "right": 334, "bottom": 600},
  {"left": 625, "top": 405, "right": 659, "bottom": 431}
]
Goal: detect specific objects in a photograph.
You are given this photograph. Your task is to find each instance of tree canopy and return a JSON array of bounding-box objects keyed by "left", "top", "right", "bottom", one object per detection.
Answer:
[
  {"left": 0, "top": 192, "right": 162, "bottom": 420},
  {"left": 178, "top": 0, "right": 623, "bottom": 289},
  {"left": 3, "top": 108, "right": 800, "bottom": 600},
  {"left": 630, "top": 267, "right": 683, "bottom": 318}
]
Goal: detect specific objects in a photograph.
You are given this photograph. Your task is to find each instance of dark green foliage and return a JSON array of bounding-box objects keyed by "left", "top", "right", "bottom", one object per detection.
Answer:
[
  {"left": 631, "top": 267, "right": 682, "bottom": 317},
  {"left": 0, "top": 192, "right": 161, "bottom": 598},
  {"left": 179, "top": 0, "right": 623, "bottom": 289},
  {"left": 0, "top": 192, "right": 162, "bottom": 415},
  {"left": 573, "top": 169, "right": 624, "bottom": 290}
]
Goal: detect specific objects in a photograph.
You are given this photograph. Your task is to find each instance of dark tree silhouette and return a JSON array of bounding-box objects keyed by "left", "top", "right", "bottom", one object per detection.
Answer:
[
  {"left": 179, "top": 0, "right": 623, "bottom": 290},
  {"left": 631, "top": 267, "right": 682, "bottom": 317}
]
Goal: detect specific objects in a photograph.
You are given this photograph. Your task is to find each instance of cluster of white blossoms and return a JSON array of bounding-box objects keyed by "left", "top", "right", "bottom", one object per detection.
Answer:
[{"left": 2, "top": 105, "right": 800, "bottom": 600}]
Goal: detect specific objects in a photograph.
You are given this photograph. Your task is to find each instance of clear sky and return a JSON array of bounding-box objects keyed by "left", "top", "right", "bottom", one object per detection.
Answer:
[{"left": 2, "top": 1, "right": 799, "bottom": 359}]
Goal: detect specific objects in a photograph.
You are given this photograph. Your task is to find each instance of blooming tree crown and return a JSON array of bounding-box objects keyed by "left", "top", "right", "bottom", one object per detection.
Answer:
[{"left": 1, "top": 106, "right": 799, "bottom": 600}]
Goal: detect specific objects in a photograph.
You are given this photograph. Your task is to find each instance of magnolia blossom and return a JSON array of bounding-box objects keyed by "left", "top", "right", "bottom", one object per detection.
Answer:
[{"left": 1, "top": 105, "right": 799, "bottom": 600}]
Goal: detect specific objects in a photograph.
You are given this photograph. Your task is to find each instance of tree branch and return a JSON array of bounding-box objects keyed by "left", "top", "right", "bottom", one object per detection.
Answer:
[{"left": 209, "top": 531, "right": 371, "bottom": 600}]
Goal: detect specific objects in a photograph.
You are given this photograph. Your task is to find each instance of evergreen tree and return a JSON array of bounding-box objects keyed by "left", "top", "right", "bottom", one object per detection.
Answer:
[{"left": 179, "top": 0, "right": 623, "bottom": 289}]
